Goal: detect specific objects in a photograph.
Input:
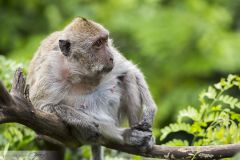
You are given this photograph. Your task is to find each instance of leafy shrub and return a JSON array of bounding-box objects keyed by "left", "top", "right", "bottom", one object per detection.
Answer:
[
  {"left": 160, "top": 75, "right": 240, "bottom": 146},
  {"left": 0, "top": 56, "right": 36, "bottom": 150}
]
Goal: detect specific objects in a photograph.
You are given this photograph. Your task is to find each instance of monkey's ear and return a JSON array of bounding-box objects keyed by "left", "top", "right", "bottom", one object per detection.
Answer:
[{"left": 59, "top": 40, "right": 71, "bottom": 56}]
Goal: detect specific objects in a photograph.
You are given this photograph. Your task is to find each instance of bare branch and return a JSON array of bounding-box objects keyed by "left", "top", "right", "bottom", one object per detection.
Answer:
[
  {"left": 0, "top": 68, "right": 240, "bottom": 159},
  {"left": 104, "top": 142, "right": 240, "bottom": 159}
]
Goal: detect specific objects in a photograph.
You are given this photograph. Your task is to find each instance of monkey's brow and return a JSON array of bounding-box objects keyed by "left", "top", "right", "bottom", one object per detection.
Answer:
[
  {"left": 95, "top": 34, "right": 109, "bottom": 42},
  {"left": 87, "top": 33, "right": 109, "bottom": 46},
  {"left": 81, "top": 17, "right": 88, "bottom": 21}
]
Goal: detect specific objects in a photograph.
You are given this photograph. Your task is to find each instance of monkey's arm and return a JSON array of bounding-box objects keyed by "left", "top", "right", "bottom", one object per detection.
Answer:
[
  {"left": 53, "top": 104, "right": 123, "bottom": 144},
  {"left": 53, "top": 104, "right": 101, "bottom": 144}
]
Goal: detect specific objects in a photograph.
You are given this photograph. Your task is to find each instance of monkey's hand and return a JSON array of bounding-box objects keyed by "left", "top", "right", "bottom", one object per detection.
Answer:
[
  {"left": 132, "top": 120, "right": 152, "bottom": 132},
  {"left": 123, "top": 128, "right": 155, "bottom": 150}
]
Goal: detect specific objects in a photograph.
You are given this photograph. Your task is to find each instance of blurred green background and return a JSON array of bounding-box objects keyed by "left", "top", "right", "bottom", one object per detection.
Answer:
[{"left": 1, "top": 0, "right": 240, "bottom": 159}]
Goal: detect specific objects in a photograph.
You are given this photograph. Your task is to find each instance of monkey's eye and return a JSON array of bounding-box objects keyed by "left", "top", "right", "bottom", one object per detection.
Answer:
[
  {"left": 93, "top": 37, "right": 107, "bottom": 49},
  {"left": 59, "top": 39, "right": 71, "bottom": 56}
]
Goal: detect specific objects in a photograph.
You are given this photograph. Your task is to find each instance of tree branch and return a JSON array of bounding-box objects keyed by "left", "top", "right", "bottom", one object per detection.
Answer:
[{"left": 0, "top": 68, "right": 240, "bottom": 159}]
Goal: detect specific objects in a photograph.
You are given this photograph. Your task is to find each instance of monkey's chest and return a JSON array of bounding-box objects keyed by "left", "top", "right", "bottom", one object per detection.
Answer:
[{"left": 64, "top": 78, "right": 123, "bottom": 122}]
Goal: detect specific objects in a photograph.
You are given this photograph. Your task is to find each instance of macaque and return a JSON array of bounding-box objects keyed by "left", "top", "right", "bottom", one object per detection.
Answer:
[{"left": 27, "top": 17, "right": 156, "bottom": 160}]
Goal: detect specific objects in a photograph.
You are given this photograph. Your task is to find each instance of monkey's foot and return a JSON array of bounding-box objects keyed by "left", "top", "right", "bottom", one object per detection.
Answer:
[
  {"left": 132, "top": 120, "right": 152, "bottom": 132},
  {"left": 123, "top": 128, "right": 155, "bottom": 149}
]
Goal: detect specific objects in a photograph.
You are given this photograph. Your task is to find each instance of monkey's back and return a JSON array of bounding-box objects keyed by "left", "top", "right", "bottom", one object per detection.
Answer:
[{"left": 27, "top": 31, "right": 68, "bottom": 109}]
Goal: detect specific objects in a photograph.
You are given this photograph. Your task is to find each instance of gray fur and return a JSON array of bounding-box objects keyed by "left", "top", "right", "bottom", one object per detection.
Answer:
[{"left": 27, "top": 18, "right": 156, "bottom": 160}]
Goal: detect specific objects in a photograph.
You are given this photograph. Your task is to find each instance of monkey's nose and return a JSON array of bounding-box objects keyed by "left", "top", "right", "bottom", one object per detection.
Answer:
[
  {"left": 102, "top": 66, "right": 113, "bottom": 72},
  {"left": 109, "top": 57, "right": 114, "bottom": 66}
]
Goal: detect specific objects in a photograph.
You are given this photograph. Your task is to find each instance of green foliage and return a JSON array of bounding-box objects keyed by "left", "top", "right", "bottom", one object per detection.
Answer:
[
  {"left": 165, "top": 139, "right": 189, "bottom": 146},
  {"left": 0, "top": 56, "right": 35, "bottom": 150},
  {"left": 160, "top": 123, "right": 192, "bottom": 141},
  {"left": 160, "top": 75, "right": 240, "bottom": 146},
  {"left": 0, "top": 124, "right": 36, "bottom": 150},
  {"left": 0, "top": 56, "right": 26, "bottom": 89}
]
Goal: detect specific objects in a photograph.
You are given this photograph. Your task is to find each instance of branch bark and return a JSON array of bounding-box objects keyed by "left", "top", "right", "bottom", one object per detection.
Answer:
[{"left": 0, "top": 68, "right": 240, "bottom": 160}]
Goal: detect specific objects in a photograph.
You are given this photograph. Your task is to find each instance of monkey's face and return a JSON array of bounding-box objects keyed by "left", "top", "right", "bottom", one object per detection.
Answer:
[{"left": 58, "top": 18, "right": 114, "bottom": 79}]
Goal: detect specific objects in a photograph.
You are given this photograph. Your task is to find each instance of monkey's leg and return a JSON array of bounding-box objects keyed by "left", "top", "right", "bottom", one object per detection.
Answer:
[
  {"left": 123, "top": 71, "right": 156, "bottom": 148},
  {"left": 36, "top": 103, "right": 101, "bottom": 144},
  {"left": 91, "top": 145, "right": 103, "bottom": 160},
  {"left": 52, "top": 104, "right": 102, "bottom": 144},
  {"left": 134, "top": 71, "right": 156, "bottom": 131},
  {"left": 122, "top": 72, "right": 142, "bottom": 127},
  {"left": 123, "top": 71, "right": 156, "bottom": 130}
]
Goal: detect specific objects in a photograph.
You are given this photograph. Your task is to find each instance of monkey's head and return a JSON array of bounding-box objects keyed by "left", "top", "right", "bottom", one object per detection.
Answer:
[{"left": 58, "top": 17, "right": 114, "bottom": 81}]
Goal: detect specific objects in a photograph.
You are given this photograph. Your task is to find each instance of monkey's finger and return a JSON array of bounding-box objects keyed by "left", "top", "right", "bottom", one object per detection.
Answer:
[{"left": 132, "top": 122, "right": 152, "bottom": 132}]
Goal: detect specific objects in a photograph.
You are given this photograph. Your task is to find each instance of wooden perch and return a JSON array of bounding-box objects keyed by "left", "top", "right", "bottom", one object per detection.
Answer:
[{"left": 0, "top": 68, "right": 240, "bottom": 159}]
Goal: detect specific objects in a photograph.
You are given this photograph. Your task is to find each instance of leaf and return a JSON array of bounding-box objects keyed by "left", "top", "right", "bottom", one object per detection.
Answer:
[
  {"left": 211, "top": 105, "right": 222, "bottom": 111},
  {"left": 160, "top": 123, "right": 192, "bottom": 140},
  {"left": 227, "top": 74, "right": 236, "bottom": 83},
  {"left": 203, "top": 112, "right": 220, "bottom": 123},
  {"left": 218, "top": 95, "right": 239, "bottom": 109},
  {"left": 204, "top": 86, "right": 217, "bottom": 99},
  {"left": 229, "top": 122, "right": 238, "bottom": 143},
  {"left": 214, "top": 82, "right": 222, "bottom": 90},
  {"left": 177, "top": 106, "right": 199, "bottom": 122},
  {"left": 3, "top": 143, "right": 9, "bottom": 159}
]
